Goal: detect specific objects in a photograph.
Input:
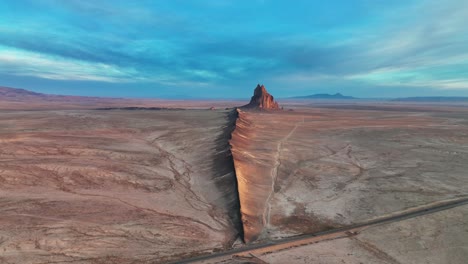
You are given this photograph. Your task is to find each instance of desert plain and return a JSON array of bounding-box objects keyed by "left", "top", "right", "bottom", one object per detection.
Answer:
[{"left": 0, "top": 87, "right": 468, "bottom": 263}]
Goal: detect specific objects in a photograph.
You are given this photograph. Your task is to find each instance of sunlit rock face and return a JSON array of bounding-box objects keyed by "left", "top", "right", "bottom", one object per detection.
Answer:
[
  {"left": 230, "top": 104, "right": 468, "bottom": 246},
  {"left": 242, "top": 84, "right": 281, "bottom": 110},
  {"left": 230, "top": 109, "right": 268, "bottom": 242},
  {"left": 230, "top": 109, "right": 295, "bottom": 243},
  {"left": 231, "top": 85, "right": 283, "bottom": 243}
]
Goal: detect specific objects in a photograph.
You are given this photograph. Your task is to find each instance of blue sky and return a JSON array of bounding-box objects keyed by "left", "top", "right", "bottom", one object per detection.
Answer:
[{"left": 1, "top": 0, "right": 468, "bottom": 98}]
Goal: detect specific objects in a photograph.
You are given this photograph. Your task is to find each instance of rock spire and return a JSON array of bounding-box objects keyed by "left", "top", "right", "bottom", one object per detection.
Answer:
[{"left": 242, "top": 84, "right": 281, "bottom": 110}]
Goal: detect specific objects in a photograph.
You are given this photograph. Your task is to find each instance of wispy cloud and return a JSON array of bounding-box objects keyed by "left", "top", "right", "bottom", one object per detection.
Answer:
[
  {"left": 0, "top": 45, "right": 153, "bottom": 82},
  {"left": 0, "top": 0, "right": 467, "bottom": 97}
]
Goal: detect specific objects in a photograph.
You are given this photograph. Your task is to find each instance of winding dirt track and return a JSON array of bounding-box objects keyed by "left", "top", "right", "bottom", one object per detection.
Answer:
[
  {"left": 172, "top": 196, "right": 468, "bottom": 263},
  {"left": 263, "top": 116, "right": 304, "bottom": 228}
]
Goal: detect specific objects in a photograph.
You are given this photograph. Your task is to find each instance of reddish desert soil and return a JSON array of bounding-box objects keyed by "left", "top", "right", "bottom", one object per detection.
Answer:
[
  {"left": 0, "top": 109, "right": 241, "bottom": 263},
  {"left": 1, "top": 87, "right": 468, "bottom": 263}
]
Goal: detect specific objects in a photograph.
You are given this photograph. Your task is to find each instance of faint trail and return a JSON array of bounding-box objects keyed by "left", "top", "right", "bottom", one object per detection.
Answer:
[
  {"left": 232, "top": 253, "right": 269, "bottom": 264},
  {"left": 350, "top": 236, "right": 401, "bottom": 264},
  {"left": 146, "top": 138, "right": 231, "bottom": 231},
  {"left": 148, "top": 139, "right": 210, "bottom": 210},
  {"left": 279, "top": 143, "right": 351, "bottom": 194},
  {"left": 263, "top": 116, "right": 304, "bottom": 229},
  {"left": 2, "top": 213, "right": 103, "bottom": 225},
  {"left": 62, "top": 189, "right": 223, "bottom": 233}
]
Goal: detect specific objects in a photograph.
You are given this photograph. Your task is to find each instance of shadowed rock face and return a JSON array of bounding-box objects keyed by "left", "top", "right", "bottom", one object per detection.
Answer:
[{"left": 242, "top": 84, "right": 280, "bottom": 110}]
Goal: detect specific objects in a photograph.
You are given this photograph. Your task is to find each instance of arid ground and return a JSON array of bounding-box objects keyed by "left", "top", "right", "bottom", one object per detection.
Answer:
[
  {"left": 1, "top": 91, "right": 468, "bottom": 263},
  {"left": 0, "top": 109, "right": 241, "bottom": 263},
  {"left": 231, "top": 105, "right": 468, "bottom": 241}
]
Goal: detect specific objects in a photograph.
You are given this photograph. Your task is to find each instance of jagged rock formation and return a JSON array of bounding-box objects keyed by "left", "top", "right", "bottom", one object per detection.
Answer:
[
  {"left": 242, "top": 84, "right": 281, "bottom": 110},
  {"left": 230, "top": 109, "right": 268, "bottom": 243},
  {"left": 229, "top": 103, "right": 468, "bottom": 248},
  {"left": 230, "top": 109, "right": 295, "bottom": 243}
]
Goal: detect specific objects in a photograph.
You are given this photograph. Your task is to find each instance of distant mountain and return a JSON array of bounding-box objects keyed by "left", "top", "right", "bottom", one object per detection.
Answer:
[
  {"left": 0, "top": 86, "right": 45, "bottom": 99},
  {"left": 289, "top": 93, "right": 356, "bottom": 99},
  {"left": 0, "top": 86, "right": 115, "bottom": 102},
  {"left": 0, "top": 86, "right": 244, "bottom": 110},
  {"left": 0, "top": 86, "right": 139, "bottom": 110},
  {"left": 392, "top": 97, "right": 468, "bottom": 102}
]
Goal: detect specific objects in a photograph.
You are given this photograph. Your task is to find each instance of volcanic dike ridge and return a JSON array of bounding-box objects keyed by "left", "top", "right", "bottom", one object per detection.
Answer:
[{"left": 230, "top": 84, "right": 282, "bottom": 243}]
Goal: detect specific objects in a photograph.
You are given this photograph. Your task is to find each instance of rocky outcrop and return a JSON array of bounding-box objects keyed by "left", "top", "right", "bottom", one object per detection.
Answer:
[
  {"left": 242, "top": 84, "right": 281, "bottom": 110},
  {"left": 230, "top": 109, "right": 268, "bottom": 243},
  {"left": 229, "top": 85, "right": 284, "bottom": 243},
  {"left": 230, "top": 109, "right": 290, "bottom": 243}
]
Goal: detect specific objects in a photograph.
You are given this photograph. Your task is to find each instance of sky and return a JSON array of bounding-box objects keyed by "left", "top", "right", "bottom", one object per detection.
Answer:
[{"left": 0, "top": 0, "right": 468, "bottom": 98}]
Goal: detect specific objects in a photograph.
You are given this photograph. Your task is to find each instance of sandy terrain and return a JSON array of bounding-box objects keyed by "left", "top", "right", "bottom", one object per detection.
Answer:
[
  {"left": 1, "top": 89, "right": 468, "bottom": 263},
  {"left": 253, "top": 203, "right": 468, "bottom": 264},
  {"left": 188, "top": 200, "right": 468, "bottom": 264},
  {"left": 0, "top": 109, "right": 241, "bottom": 263},
  {"left": 230, "top": 106, "right": 468, "bottom": 242}
]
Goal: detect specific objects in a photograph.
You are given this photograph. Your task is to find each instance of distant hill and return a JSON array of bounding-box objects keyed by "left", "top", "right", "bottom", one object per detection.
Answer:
[
  {"left": 392, "top": 97, "right": 468, "bottom": 102},
  {"left": 0, "top": 86, "right": 108, "bottom": 101},
  {"left": 289, "top": 93, "right": 356, "bottom": 99},
  {"left": 0, "top": 86, "right": 243, "bottom": 110},
  {"left": 0, "top": 86, "right": 137, "bottom": 110},
  {"left": 0, "top": 86, "right": 46, "bottom": 99}
]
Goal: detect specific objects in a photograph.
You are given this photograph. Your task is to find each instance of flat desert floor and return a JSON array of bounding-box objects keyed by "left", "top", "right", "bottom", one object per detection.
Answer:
[
  {"left": 0, "top": 109, "right": 241, "bottom": 263},
  {"left": 224, "top": 203, "right": 468, "bottom": 264},
  {"left": 1, "top": 103, "right": 468, "bottom": 263}
]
